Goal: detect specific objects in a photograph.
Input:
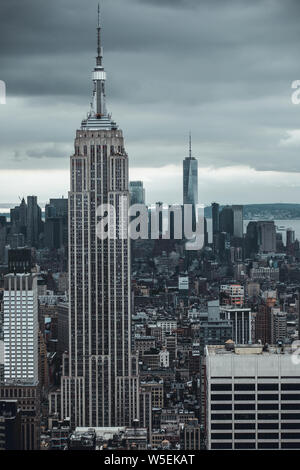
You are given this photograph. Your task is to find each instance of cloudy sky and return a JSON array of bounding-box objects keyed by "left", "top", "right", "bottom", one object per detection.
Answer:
[{"left": 1, "top": 0, "right": 300, "bottom": 205}]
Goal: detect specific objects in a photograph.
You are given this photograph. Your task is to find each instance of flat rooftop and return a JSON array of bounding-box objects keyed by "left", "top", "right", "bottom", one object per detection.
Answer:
[{"left": 206, "top": 344, "right": 294, "bottom": 356}]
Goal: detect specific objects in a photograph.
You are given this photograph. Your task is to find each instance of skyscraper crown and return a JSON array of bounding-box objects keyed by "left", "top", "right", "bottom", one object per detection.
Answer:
[{"left": 81, "top": 4, "right": 118, "bottom": 130}]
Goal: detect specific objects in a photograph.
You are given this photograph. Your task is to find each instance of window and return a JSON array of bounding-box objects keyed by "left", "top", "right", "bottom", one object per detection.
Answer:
[
  {"left": 211, "top": 423, "right": 232, "bottom": 430},
  {"left": 211, "top": 384, "right": 232, "bottom": 391},
  {"left": 258, "top": 423, "right": 278, "bottom": 429},
  {"left": 258, "top": 404, "right": 278, "bottom": 410},
  {"left": 281, "top": 384, "right": 300, "bottom": 391},
  {"left": 257, "top": 394, "right": 278, "bottom": 400},
  {"left": 234, "top": 433, "right": 255, "bottom": 439},
  {"left": 235, "top": 443, "right": 255, "bottom": 449},
  {"left": 258, "top": 414, "right": 278, "bottom": 420},
  {"left": 234, "top": 384, "right": 255, "bottom": 391},
  {"left": 282, "top": 394, "right": 300, "bottom": 400},
  {"left": 234, "top": 394, "right": 255, "bottom": 401},
  {"left": 211, "top": 404, "right": 232, "bottom": 411},
  {"left": 234, "top": 414, "right": 255, "bottom": 420},
  {"left": 258, "top": 442, "right": 278, "bottom": 449},
  {"left": 258, "top": 384, "right": 278, "bottom": 391},
  {"left": 258, "top": 433, "right": 279, "bottom": 439},
  {"left": 235, "top": 404, "right": 255, "bottom": 410},
  {"left": 211, "top": 394, "right": 232, "bottom": 401},
  {"left": 211, "top": 433, "right": 232, "bottom": 440}
]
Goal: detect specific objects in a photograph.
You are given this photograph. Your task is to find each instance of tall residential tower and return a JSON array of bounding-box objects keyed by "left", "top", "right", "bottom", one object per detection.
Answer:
[{"left": 61, "top": 8, "right": 139, "bottom": 428}]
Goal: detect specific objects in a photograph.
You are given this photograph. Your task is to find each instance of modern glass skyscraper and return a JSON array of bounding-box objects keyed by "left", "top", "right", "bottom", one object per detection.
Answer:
[
  {"left": 26, "top": 196, "right": 42, "bottom": 248},
  {"left": 129, "top": 181, "right": 145, "bottom": 205},
  {"left": 211, "top": 202, "right": 220, "bottom": 236},
  {"left": 61, "top": 8, "right": 139, "bottom": 428},
  {"left": 183, "top": 134, "right": 198, "bottom": 207},
  {"left": 232, "top": 205, "right": 243, "bottom": 239}
]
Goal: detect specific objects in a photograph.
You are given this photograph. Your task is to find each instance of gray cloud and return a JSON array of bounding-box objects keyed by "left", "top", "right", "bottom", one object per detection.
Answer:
[{"left": 1, "top": 0, "right": 300, "bottom": 203}]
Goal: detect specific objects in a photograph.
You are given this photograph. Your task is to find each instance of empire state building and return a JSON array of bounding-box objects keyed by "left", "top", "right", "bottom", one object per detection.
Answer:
[{"left": 61, "top": 8, "right": 139, "bottom": 428}]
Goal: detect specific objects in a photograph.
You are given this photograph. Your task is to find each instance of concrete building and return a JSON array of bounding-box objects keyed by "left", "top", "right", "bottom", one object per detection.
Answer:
[
  {"left": 257, "top": 221, "right": 276, "bottom": 253},
  {"left": 3, "top": 274, "right": 38, "bottom": 385},
  {"left": 232, "top": 205, "right": 243, "bottom": 239},
  {"left": 206, "top": 343, "right": 300, "bottom": 450},
  {"left": 0, "top": 385, "right": 40, "bottom": 450},
  {"left": 26, "top": 196, "right": 42, "bottom": 248},
  {"left": 0, "top": 400, "right": 21, "bottom": 450},
  {"left": 220, "top": 284, "right": 244, "bottom": 307},
  {"left": 57, "top": 303, "right": 69, "bottom": 356},
  {"left": 139, "top": 388, "right": 152, "bottom": 439},
  {"left": 8, "top": 248, "right": 32, "bottom": 274},
  {"left": 220, "top": 306, "right": 252, "bottom": 344},
  {"left": 182, "top": 421, "right": 201, "bottom": 450},
  {"left": 250, "top": 267, "right": 279, "bottom": 282},
  {"left": 211, "top": 203, "right": 219, "bottom": 237},
  {"left": 219, "top": 206, "right": 234, "bottom": 236},
  {"left": 198, "top": 301, "right": 233, "bottom": 353},
  {"left": 140, "top": 380, "right": 164, "bottom": 408},
  {"left": 134, "top": 336, "right": 156, "bottom": 355},
  {"left": 271, "top": 309, "right": 287, "bottom": 344}
]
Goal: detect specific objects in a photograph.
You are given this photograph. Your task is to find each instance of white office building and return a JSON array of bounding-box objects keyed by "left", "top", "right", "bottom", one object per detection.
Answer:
[
  {"left": 206, "top": 343, "right": 300, "bottom": 450},
  {"left": 3, "top": 274, "right": 38, "bottom": 385}
]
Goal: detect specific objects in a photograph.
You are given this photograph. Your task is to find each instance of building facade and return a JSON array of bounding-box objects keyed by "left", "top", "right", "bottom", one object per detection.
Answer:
[
  {"left": 61, "top": 10, "right": 139, "bottom": 428},
  {"left": 206, "top": 344, "right": 300, "bottom": 450},
  {"left": 3, "top": 274, "right": 39, "bottom": 385}
]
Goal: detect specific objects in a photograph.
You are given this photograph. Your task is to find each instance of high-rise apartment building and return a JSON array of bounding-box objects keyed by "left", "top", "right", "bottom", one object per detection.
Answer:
[{"left": 61, "top": 9, "right": 139, "bottom": 428}]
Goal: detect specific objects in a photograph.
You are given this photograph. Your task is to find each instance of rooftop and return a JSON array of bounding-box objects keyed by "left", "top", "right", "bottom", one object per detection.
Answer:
[{"left": 206, "top": 343, "right": 294, "bottom": 356}]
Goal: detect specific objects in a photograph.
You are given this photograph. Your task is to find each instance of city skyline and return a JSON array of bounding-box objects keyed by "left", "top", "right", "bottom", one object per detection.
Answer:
[
  {"left": 1, "top": 0, "right": 300, "bottom": 204},
  {"left": 2, "top": 2, "right": 300, "bottom": 453}
]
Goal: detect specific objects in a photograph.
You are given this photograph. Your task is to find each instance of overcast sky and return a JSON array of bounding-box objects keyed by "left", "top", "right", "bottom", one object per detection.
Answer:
[{"left": 1, "top": 0, "right": 300, "bottom": 205}]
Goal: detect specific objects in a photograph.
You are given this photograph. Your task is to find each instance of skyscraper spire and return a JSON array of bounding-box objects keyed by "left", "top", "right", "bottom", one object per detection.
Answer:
[
  {"left": 96, "top": 3, "right": 103, "bottom": 67},
  {"left": 81, "top": 4, "right": 117, "bottom": 130},
  {"left": 189, "top": 132, "right": 192, "bottom": 159}
]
